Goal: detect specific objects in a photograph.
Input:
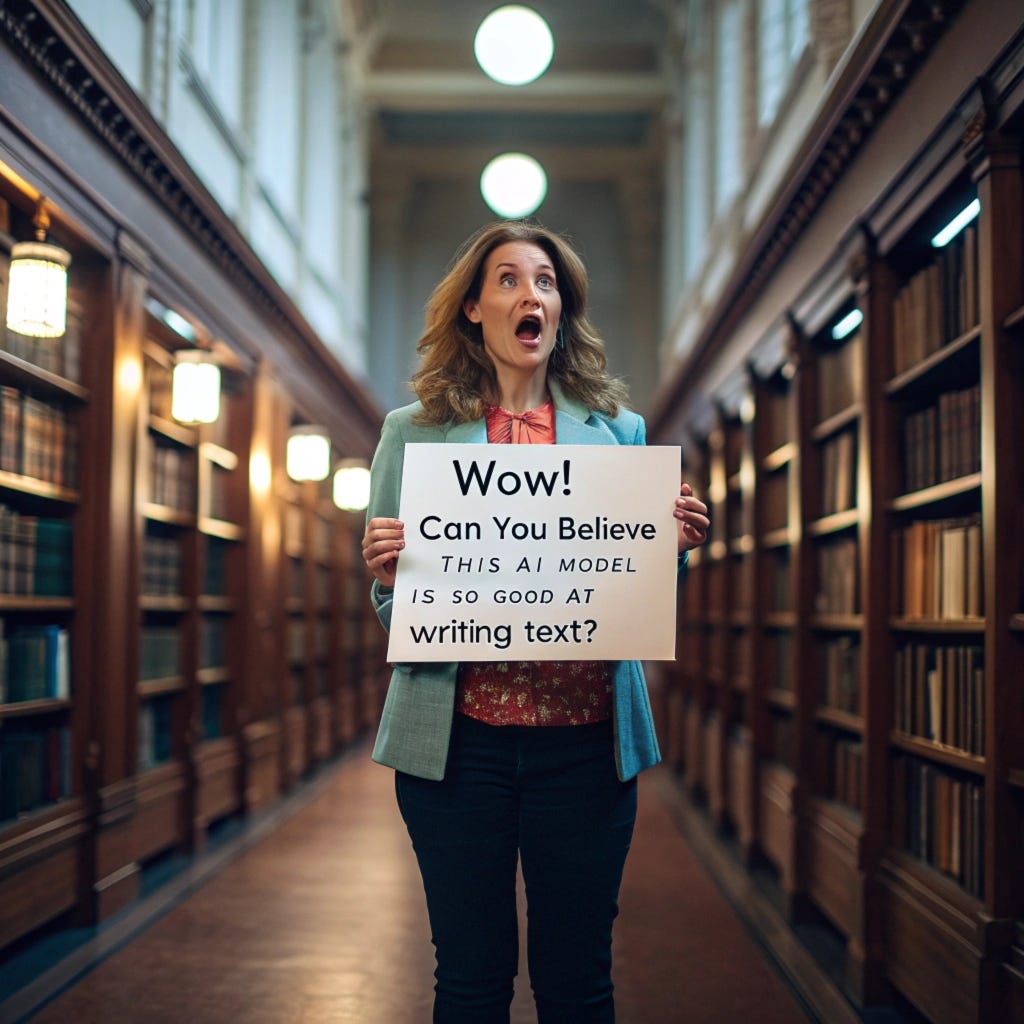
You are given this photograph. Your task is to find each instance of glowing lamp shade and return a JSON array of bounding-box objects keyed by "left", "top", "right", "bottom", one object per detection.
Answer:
[
  {"left": 6, "top": 240, "right": 71, "bottom": 338},
  {"left": 333, "top": 459, "right": 371, "bottom": 512},
  {"left": 287, "top": 426, "right": 330, "bottom": 482},
  {"left": 474, "top": 5, "right": 553, "bottom": 86},
  {"left": 480, "top": 153, "right": 548, "bottom": 218},
  {"left": 171, "top": 350, "right": 221, "bottom": 424}
]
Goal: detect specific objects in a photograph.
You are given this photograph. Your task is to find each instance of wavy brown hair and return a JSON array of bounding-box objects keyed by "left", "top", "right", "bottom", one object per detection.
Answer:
[{"left": 410, "top": 221, "right": 630, "bottom": 425}]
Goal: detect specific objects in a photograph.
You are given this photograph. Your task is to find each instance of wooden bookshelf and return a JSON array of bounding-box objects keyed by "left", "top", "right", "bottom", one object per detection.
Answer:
[
  {"left": 133, "top": 316, "right": 253, "bottom": 857},
  {"left": 653, "top": 39, "right": 1024, "bottom": 1019}
]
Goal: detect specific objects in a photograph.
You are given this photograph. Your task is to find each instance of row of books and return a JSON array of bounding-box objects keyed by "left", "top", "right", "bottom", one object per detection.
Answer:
[
  {"left": 901, "top": 385, "right": 980, "bottom": 493},
  {"left": 142, "top": 531, "right": 182, "bottom": 597},
  {"left": 771, "top": 709, "right": 796, "bottom": 769},
  {"left": 199, "top": 616, "right": 228, "bottom": 670},
  {"left": 140, "top": 625, "right": 181, "bottom": 682},
  {"left": 763, "top": 547, "right": 791, "bottom": 612},
  {"left": 288, "top": 618, "right": 307, "bottom": 663},
  {"left": 138, "top": 694, "right": 174, "bottom": 770},
  {"left": 143, "top": 534, "right": 233, "bottom": 598},
  {"left": 894, "top": 643, "right": 984, "bottom": 755},
  {"left": 892, "top": 223, "right": 979, "bottom": 376},
  {"left": 0, "top": 508, "right": 72, "bottom": 596},
  {"left": 824, "top": 734, "right": 863, "bottom": 811},
  {"left": 893, "top": 756, "right": 984, "bottom": 899},
  {"left": 820, "top": 429, "right": 857, "bottom": 516},
  {"left": 891, "top": 516, "right": 983, "bottom": 620},
  {"left": 0, "top": 623, "right": 70, "bottom": 704},
  {"left": 816, "top": 332, "right": 863, "bottom": 422},
  {"left": 204, "top": 537, "right": 228, "bottom": 596},
  {"left": 0, "top": 386, "right": 78, "bottom": 488},
  {"left": 769, "top": 631, "right": 793, "bottom": 693},
  {"left": 814, "top": 536, "right": 858, "bottom": 615},
  {"left": 206, "top": 464, "right": 233, "bottom": 522},
  {"left": 201, "top": 683, "right": 224, "bottom": 740},
  {"left": 147, "top": 437, "right": 196, "bottom": 511},
  {"left": 0, "top": 722, "right": 70, "bottom": 822},
  {"left": 820, "top": 635, "right": 860, "bottom": 713}
]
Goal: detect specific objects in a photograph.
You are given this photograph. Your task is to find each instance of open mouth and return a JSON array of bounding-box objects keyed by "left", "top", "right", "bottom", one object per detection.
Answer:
[{"left": 516, "top": 315, "right": 542, "bottom": 341}]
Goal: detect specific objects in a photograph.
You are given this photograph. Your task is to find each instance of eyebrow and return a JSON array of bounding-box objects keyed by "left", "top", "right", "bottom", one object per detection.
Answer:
[{"left": 493, "top": 262, "right": 556, "bottom": 274}]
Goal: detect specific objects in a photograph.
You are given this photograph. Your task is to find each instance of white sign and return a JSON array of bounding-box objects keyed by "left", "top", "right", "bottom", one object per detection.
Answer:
[{"left": 388, "top": 443, "right": 681, "bottom": 662}]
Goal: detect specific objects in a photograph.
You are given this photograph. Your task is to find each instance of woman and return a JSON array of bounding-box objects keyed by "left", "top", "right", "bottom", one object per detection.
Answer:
[{"left": 362, "top": 221, "right": 709, "bottom": 1023}]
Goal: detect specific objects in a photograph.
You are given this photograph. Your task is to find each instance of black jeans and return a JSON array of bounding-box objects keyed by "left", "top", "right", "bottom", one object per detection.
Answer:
[{"left": 395, "top": 713, "right": 638, "bottom": 1024}]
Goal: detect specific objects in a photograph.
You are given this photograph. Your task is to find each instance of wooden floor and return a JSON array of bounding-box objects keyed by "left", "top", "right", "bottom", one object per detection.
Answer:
[{"left": 20, "top": 745, "right": 816, "bottom": 1023}]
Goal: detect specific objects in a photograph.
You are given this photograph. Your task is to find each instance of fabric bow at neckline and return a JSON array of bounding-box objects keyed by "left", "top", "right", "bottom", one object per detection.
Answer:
[{"left": 485, "top": 399, "right": 556, "bottom": 445}]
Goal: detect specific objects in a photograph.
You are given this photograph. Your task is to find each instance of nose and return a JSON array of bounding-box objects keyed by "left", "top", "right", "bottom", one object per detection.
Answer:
[{"left": 520, "top": 286, "right": 541, "bottom": 306}]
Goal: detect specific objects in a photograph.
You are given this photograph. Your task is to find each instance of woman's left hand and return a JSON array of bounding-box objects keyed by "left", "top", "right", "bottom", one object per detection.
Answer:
[{"left": 675, "top": 482, "right": 709, "bottom": 553}]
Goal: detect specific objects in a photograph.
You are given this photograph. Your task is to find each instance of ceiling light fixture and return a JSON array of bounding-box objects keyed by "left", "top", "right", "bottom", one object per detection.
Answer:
[
  {"left": 480, "top": 153, "right": 548, "bottom": 219},
  {"left": 474, "top": 5, "right": 554, "bottom": 86}
]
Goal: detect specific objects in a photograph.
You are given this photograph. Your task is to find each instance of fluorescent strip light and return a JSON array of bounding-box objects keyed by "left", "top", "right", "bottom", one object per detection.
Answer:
[
  {"left": 831, "top": 309, "right": 863, "bottom": 341},
  {"left": 931, "top": 198, "right": 980, "bottom": 248}
]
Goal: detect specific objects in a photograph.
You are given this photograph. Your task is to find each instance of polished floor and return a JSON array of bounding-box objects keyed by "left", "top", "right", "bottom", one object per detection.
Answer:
[{"left": 22, "top": 744, "right": 816, "bottom": 1023}]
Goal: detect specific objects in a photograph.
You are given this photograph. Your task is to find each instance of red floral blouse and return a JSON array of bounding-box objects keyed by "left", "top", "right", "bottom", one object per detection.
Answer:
[{"left": 455, "top": 399, "right": 613, "bottom": 726}]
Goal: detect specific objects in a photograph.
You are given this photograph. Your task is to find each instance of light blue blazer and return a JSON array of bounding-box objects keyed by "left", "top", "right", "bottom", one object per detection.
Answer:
[{"left": 366, "top": 379, "right": 683, "bottom": 782}]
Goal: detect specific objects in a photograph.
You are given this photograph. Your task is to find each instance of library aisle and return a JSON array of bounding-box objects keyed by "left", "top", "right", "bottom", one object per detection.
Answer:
[{"left": 10, "top": 742, "right": 814, "bottom": 1024}]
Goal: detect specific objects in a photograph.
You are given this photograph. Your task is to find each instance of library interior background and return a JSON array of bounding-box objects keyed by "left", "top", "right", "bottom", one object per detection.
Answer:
[{"left": 1, "top": 1, "right": 1024, "bottom": 1022}]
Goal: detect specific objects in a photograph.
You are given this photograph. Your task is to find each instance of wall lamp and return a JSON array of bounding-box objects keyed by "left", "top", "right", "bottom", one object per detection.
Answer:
[{"left": 6, "top": 200, "right": 71, "bottom": 339}]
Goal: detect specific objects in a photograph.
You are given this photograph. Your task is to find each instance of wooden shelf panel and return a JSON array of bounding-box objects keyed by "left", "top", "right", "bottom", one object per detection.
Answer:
[
  {"left": 762, "top": 611, "right": 797, "bottom": 629},
  {"left": 810, "top": 402, "right": 861, "bottom": 442},
  {"left": 138, "top": 677, "right": 186, "bottom": 698},
  {"left": 148, "top": 415, "right": 196, "bottom": 447},
  {"left": 0, "top": 348, "right": 89, "bottom": 403},
  {"left": 0, "top": 595, "right": 74, "bottom": 612},
  {"left": 807, "top": 508, "right": 859, "bottom": 536},
  {"left": 889, "top": 731, "right": 985, "bottom": 775},
  {"left": 762, "top": 441, "right": 796, "bottom": 472},
  {"left": 1005, "top": 304, "right": 1024, "bottom": 331},
  {"left": 816, "top": 706, "right": 864, "bottom": 733},
  {"left": 767, "top": 688, "right": 796, "bottom": 711},
  {"left": 1010, "top": 614, "right": 1024, "bottom": 632},
  {"left": 884, "top": 325, "right": 980, "bottom": 396},
  {"left": 810, "top": 613, "right": 863, "bottom": 632},
  {"left": 140, "top": 595, "right": 188, "bottom": 613},
  {"left": 889, "top": 473, "right": 981, "bottom": 513},
  {"left": 199, "top": 442, "right": 238, "bottom": 471},
  {"left": 143, "top": 502, "right": 196, "bottom": 528},
  {"left": 198, "top": 596, "right": 236, "bottom": 613},
  {"left": 0, "top": 470, "right": 79, "bottom": 505},
  {"left": 728, "top": 535, "right": 755, "bottom": 555},
  {"left": 760, "top": 526, "right": 791, "bottom": 548},
  {"left": 197, "top": 667, "right": 231, "bottom": 686},
  {"left": 889, "top": 616, "right": 985, "bottom": 634},
  {"left": 0, "top": 697, "right": 72, "bottom": 719},
  {"left": 198, "top": 516, "right": 245, "bottom": 541}
]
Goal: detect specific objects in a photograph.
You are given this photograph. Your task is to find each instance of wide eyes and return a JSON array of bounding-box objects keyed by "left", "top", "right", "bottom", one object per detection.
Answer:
[{"left": 499, "top": 272, "right": 556, "bottom": 290}]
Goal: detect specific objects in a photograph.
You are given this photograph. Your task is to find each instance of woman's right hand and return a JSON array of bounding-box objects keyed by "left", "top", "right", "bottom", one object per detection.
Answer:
[{"left": 362, "top": 517, "right": 405, "bottom": 588}]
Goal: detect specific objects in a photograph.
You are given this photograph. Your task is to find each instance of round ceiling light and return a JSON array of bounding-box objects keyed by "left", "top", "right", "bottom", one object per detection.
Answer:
[
  {"left": 474, "top": 5, "right": 554, "bottom": 86},
  {"left": 480, "top": 153, "right": 548, "bottom": 219}
]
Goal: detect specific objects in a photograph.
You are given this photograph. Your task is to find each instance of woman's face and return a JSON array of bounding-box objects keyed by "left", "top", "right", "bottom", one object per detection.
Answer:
[{"left": 463, "top": 241, "right": 563, "bottom": 385}]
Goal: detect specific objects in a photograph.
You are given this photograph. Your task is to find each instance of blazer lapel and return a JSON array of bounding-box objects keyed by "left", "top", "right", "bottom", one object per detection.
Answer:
[{"left": 444, "top": 419, "right": 488, "bottom": 444}]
